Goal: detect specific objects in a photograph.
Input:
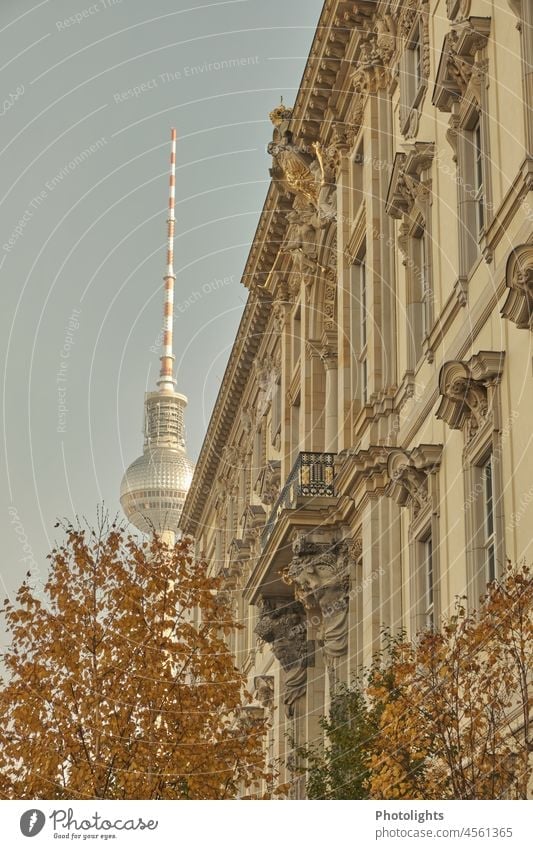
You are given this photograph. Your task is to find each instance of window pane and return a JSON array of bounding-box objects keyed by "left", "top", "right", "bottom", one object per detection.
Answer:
[
  {"left": 487, "top": 543, "right": 496, "bottom": 583},
  {"left": 484, "top": 458, "right": 494, "bottom": 538},
  {"left": 360, "top": 258, "right": 367, "bottom": 348},
  {"left": 413, "top": 35, "right": 421, "bottom": 91},
  {"left": 426, "top": 536, "right": 434, "bottom": 604}
]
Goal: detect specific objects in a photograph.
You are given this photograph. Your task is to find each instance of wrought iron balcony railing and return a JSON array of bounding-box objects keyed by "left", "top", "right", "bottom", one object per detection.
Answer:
[{"left": 260, "top": 451, "right": 336, "bottom": 549}]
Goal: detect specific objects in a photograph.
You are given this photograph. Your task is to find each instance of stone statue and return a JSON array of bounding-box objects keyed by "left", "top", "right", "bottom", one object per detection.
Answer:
[
  {"left": 286, "top": 537, "right": 350, "bottom": 662},
  {"left": 267, "top": 108, "right": 337, "bottom": 222},
  {"left": 254, "top": 597, "right": 308, "bottom": 716}
]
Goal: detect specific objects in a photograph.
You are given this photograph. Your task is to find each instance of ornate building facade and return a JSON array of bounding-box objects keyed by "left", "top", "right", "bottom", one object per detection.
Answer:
[{"left": 181, "top": 0, "right": 533, "bottom": 796}]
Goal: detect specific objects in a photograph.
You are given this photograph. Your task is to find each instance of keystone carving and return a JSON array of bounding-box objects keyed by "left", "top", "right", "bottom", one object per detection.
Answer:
[
  {"left": 501, "top": 244, "right": 533, "bottom": 330},
  {"left": 254, "top": 596, "right": 308, "bottom": 715},
  {"left": 437, "top": 351, "right": 505, "bottom": 438},
  {"left": 253, "top": 675, "right": 275, "bottom": 710},
  {"left": 386, "top": 445, "right": 442, "bottom": 517}
]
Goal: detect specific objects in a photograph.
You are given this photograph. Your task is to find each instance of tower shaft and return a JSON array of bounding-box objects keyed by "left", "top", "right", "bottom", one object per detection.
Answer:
[{"left": 159, "top": 127, "right": 177, "bottom": 391}]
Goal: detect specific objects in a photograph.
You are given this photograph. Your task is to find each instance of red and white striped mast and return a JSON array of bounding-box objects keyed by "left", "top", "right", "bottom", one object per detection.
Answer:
[{"left": 158, "top": 127, "right": 177, "bottom": 392}]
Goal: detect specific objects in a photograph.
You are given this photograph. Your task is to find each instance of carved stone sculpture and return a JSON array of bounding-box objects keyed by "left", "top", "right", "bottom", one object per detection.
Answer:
[
  {"left": 501, "top": 244, "right": 533, "bottom": 330},
  {"left": 253, "top": 675, "right": 275, "bottom": 710},
  {"left": 437, "top": 352, "right": 505, "bottom": 438},
  {"left": 254, "top": 596, "right": 308, "bottom": 715},
  {"left": 386, "top": 445, "right": 442, "bottom": 517},
  {"left": 285, "top": 536, "right": 351, "bottom": 696},
  {"left": 268, "top": 105, "right": 336, "bottom": 222}
]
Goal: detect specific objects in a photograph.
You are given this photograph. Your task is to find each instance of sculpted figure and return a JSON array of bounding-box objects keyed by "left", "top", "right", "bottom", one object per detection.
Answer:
[
  {"left": 287, "top": 541, "right": 349, "bottom": 660},
  {"left": 254, "top": 597, "right": 308, "bottom": 716},
  {"left": 446, "top": 375, "right": 488, "bottom": 433}
]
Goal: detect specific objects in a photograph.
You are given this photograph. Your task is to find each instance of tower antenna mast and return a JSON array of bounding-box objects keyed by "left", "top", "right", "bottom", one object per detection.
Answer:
[{"left": 158, "top": 127, "right": 177, "bottom": 390}]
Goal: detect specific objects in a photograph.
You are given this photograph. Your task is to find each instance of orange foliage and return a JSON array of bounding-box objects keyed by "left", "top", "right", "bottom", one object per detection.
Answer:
[
  {"left": 368, "top": 564, "right": 532, "bottom": 799},
  {"left": 0, "top": 519, "right": 272, "bottom": 799}
]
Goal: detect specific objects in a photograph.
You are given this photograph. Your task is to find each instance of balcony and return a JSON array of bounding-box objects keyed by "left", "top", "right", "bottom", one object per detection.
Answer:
[{"left": 260, "top": 451, "right": 336, "bottom": 549}]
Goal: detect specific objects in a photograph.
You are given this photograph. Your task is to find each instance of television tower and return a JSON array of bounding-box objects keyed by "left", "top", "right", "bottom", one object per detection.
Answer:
[{"left": 120, "top": 129, "right": 194, "bottom": 543}]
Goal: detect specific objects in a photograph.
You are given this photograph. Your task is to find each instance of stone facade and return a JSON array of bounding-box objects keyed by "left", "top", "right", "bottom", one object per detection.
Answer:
[{"left": 181, "top": 0, "right": 533, "bottom": 797}]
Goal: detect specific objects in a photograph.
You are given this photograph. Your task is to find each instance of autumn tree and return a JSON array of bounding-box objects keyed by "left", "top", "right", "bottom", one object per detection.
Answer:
[
  {"left": 0, "top": 517, "right": 271, "bottom": 800},
  {"left": 298, "top": 565, "right": 531, "bottom": 800},
  {"left": 368, "top": 564, "right": 533, "bottom": 800}
]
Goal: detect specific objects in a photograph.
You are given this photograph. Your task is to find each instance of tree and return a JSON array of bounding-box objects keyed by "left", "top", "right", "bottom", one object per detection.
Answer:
[
  {"left": 368, "top": 564, "right": 533, "bottom": 800},
  {"left": 0, "top": 517, "right": 271, "bottom": 799},
  {"left": 297, "top": 564, "right": 532, "bottom": 800},
  {"left": 296, "top": 682, "right": 374, "bottom": 799}
]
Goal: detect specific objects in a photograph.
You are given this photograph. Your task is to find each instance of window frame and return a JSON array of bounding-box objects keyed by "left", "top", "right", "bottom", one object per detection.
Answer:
[
  {"left": 400, "top": 17, "right": 428, "bottom": 136},
  {"left": 463, "top": 422, "right": 505, "bottom": 606}
]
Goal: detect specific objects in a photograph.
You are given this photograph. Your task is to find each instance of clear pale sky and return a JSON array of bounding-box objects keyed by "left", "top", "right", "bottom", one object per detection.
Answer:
[{"left": 0, "top": 0, "right": 324, "bottom": 627}]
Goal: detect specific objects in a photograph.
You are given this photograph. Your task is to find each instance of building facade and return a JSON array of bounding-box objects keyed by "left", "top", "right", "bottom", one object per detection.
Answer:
[{"left": 181, "top": 0, "right": 533, "bottom": 796}]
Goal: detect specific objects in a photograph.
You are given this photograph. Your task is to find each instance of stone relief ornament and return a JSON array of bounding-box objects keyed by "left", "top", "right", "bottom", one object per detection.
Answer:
[
  {"left": 437, "top": 352, "right": 505, "bottom": 439},
  {"left": 285, "top": 536, "right": 351, "bottom": 696},
  {"left": 268, "top": 103, "right": 337, "bottom": 223},
  {"left": 282, "top": 201, "right": 321, "bottom": 278},
  {"left": 254, "top": 596, "right": 308, "bottom": 716},
  {"left": 433, "top": 18, "right": 491, "bottom": 112},
  {"left": 253, "top": 675, "right": 275, "bottom": 710},
  {"left": 501, "top": 244, "right": 533, "bottom": 330},
  {"left": 386, "top": 445, "right": 442, "bottom": 517},
  {"left": 286, "top": 537, "right": 350, "bottom": 661}
]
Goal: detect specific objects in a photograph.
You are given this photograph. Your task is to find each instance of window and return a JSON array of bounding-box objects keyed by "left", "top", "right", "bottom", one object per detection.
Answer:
[
  {"left": 291, "top": 307, "right": 301, "bottom": 370},
  {"left": 357, "top": 251, "right": 368, "bottom": 404},
  {"left": 290, "top": 392, "right": 301, "bottom": 468},
  {"left": 482, "top": 455, "right": 496, "bottom": 584},
  {"left": 350, "top": 141, "right": 364, "bottom": 223},
  {"left": 400, "top": 21, "right": 427, "bottom": 135},
  {"left": 458, "top": 107, "right": 490, "bottom": 274},
  {"left": 413, "top": 518, "right": 440, "bottom": 634},
  {"left": 467, "top": 443, "right": 503, "bottom": 604},
  {"left": 420, "top": 229, "right": 431, "bottom": 341},
  {"left": 349, "top": 245, "right": 369, "bottom": 410},
  {"left": 422, "top": 532, "right": 434, "bottom": 629},
  {"left": 413, "top": 29, "right": 422, "bottom": 93},
  {"left": 252, "top": 424, "right": 265, "bottom": 484},
  {"left": 409, "top": 222, "right": 430, "bottom": 366},
  {"left": 271, "top": 377, "right": 282, "bottom": 445},
  {"left": 473, "top": 120, "right": 485, "bottom": 238}
]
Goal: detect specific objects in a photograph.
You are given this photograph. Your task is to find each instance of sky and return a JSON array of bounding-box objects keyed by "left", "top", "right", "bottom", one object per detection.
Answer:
[{"left": 0, "top": 0, "right": 324, "bottom": 624}]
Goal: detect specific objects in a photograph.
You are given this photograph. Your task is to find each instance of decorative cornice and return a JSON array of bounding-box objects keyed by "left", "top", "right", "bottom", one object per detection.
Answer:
[
  {"left": 433, "top": 17, "right": 491, "bottom": 112},
  {"left": 335, "top": 444, "right": 391, "bottom": 502},
  {"left": 385, "top": 142, "right": 435, "bottom": 220},
  {"left": 437, "top": 351, "right": 505, "bottom": 434},
  {"left": 386, "top": 444, "right": 442, "bottom": 516},
  {"left": 501, "top": 243, "right": 533, "bottom": 330}
]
